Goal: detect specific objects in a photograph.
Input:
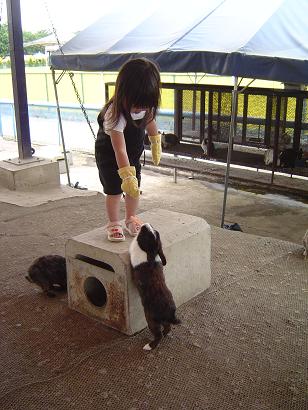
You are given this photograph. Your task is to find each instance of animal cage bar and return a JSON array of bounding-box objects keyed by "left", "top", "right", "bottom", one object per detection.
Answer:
[
  {"left": 105, "top": 81, "right": 308, "bottom": 179},
  {"left": 105, "top": 81, "right": 308, "bottom": 151}
]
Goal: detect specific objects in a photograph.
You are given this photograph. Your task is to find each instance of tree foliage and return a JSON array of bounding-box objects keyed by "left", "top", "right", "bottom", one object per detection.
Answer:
[
  {"left": 0, "top": 24, "right": 50, "bottom": 57},
  {"left": 23, "top": 29, "right": 50, "bottom": 55},
  {"left": 0, "top": 24, "right": 9, "bottom": 57}
]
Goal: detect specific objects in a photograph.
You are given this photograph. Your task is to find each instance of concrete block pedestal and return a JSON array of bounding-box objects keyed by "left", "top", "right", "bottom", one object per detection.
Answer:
[
  {"left": 66, "top": 208, "right": 211, "bottom": 335},
  {"left": 0, "top": 157, "right": 60, "bottom": 190}
]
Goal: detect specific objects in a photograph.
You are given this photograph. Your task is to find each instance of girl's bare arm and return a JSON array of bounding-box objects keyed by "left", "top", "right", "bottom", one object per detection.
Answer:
[
  {"left": 110, "top": 130, "right": 130, "bottom": 168},
  {"left": 146, "top": 119, "right": 158, "bottom": 136}
]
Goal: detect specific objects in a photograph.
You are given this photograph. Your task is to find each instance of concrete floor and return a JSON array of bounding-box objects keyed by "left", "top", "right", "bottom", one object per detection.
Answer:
[
  {"left": 0, "top": 187, "right": 307, "bottom": 410},
  {"left": 69, "top": 148, "right": 308, "bottom": 245}
]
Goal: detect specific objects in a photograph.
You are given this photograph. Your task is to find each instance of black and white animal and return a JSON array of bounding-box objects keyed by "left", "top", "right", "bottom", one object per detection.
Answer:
[
  {"left": 279, "top": 148, "right": 303, "bottom": 168},
  {"left": 303, "top": 229, "right": 308, "bottom": 260},
  {"left": 264, "top": 148, "right": 280, "bottom": 166},
  {"left": 161, "top": 132, "right": 180, "bottom": 149},
  {"left": 129, "top": 223, "right": 181, "bottom": 350},
  {"left": 201, "top": 127, "right": 217, "bottom": 157},
  {"left": 201, "top": 138, "right": 215, "bottom": 157},
  {"left": 25, "top": 255, "right": 67, "bottom": 297}
]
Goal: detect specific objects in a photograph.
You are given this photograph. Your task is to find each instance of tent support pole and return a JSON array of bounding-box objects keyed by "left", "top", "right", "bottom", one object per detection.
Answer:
[
  {"left": 220, "top": 76, "right": 238, "bottom": 228},
  {"left": 51, "top": 67, "right": 71, "bottom": 187}
]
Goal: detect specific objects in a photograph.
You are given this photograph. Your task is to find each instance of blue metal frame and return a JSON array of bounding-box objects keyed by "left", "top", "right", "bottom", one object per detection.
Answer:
[{"left": 6, "top": 0, "right": 32, "bottom": 159}]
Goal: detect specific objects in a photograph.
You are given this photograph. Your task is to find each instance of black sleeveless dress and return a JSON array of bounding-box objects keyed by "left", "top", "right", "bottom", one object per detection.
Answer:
[{"left": 95, "top": 114, "right": 145, "bottom": 195}]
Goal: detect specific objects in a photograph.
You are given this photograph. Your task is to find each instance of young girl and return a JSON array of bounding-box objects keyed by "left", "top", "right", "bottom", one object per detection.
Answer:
[{"left": 95, "top": 58, "right": 162, "bottom": 242}]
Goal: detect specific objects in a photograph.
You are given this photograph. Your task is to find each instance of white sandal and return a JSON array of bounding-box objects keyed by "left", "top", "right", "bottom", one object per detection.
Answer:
[
  {"left": 107, "top": 222, "right": 125, "bottom": 242},
  {"left": 124, "top": 216, "right": 143, "bottom": 237}
]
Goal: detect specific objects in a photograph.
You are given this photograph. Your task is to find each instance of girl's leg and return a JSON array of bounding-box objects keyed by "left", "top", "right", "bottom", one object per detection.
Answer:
[
  {"left": 106, "top": 194, "right": 122, "bottom": 222},
  {"left": 124, "top": 194, "right": 142, "bottom": 236},
  {"left": 105, "top": 194, "right": 124, "bottom": 241},
  {"left": 125, "top": 194, "right": 139, "bottom": 220}
]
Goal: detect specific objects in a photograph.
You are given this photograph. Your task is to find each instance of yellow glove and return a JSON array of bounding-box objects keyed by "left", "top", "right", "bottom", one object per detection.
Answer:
[
  {"left": 149, "top": 134, "right": 161, "bottom": 166},
  {"left": 118, "top": 165, "right": 139, "bottom": 198}
]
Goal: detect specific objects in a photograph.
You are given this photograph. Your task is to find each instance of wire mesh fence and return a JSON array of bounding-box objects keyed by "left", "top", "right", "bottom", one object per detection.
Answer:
[{"left": 1, "top": 81, "right": 308, "bottom": 176}]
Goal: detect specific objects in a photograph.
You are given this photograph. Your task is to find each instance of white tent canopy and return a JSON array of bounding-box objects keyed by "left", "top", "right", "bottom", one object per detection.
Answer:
[{"left": 51, "top": 0, "right": 308, "bottom": 84}]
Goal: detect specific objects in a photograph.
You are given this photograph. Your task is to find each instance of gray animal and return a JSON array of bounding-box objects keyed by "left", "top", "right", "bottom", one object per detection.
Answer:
[
  {"left": 25, "top": 255, "right": 67, "bottom": 297},
  {"left": 161, "top": 132, "right": 179, "bottom": 149}
]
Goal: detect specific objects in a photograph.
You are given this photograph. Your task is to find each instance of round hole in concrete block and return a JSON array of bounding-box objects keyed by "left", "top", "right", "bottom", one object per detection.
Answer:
[{"left": 84, "top": 277, "right": 107, "bottom": 307}]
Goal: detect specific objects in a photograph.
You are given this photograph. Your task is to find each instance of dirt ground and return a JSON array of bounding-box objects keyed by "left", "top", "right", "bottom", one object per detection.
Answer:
[
  {"left": 0, "top": 190, "right": 307, "bottom": 409},
  {"left": 65, "top": 151, "right": 308, "bottom": 245}
]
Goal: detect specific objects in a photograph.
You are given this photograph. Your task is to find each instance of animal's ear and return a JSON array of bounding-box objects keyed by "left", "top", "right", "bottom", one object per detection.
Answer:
[
  {"left": 157, "top": 236, "right": 167, "bottom": 266},
  {"left": 158, "top": 248, "right": 166, "bottom": 266}
]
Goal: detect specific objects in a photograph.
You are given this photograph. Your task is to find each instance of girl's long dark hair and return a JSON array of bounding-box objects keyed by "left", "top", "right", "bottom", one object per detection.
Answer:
[{"left": 99, "top": 58, "right": 161, "bottom": 128}]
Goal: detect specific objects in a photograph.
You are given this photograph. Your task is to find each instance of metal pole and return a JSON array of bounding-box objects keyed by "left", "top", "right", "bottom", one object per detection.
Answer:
[
  {"left": 6, "top": 0, "right": 32, "bottom": 159},
  {"left": 0, "top": 102, "right": 3, "bottom": 137},
  {"left": 173, "top": 167, "right": 177, "bottom": 183},
  {"left": 221, "top": 76, "right": 238, "bottom": 228},
  {"left": 271, "top": 96, "right": 281, "bottom": 185},
  {"left": 173, "top": 154, "right": 178, "bottom": 183},
  {"left": 51, "top": 68, "right": 71, "bottom": 186},
  {"left": 192, "top": 73, "right": 197, "bottom": 131}
]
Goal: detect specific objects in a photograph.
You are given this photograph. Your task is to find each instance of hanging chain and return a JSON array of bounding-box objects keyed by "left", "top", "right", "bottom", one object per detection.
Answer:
[
  {"left": 68, "top": 72, "right": 96, "bottom": 139},
  {"left": 43, "top": 1, "right": 96, "bottom": 140}
]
